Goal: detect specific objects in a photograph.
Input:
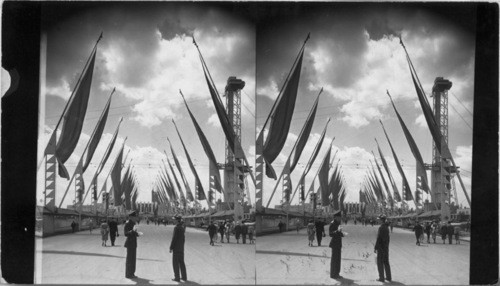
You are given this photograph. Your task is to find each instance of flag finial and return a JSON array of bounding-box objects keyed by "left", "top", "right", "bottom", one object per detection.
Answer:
[
  {"left": 98, "top": 32, "right": 103, "bottom": 43},
  {"left": 192, "top": 36, "right": 198, "bottom": 48},
  {"left": 399, "top": 35, "right": 405, "bottom": 48},
  {"left": 305, "top": 32, "right": 311, "bottom": 43}
]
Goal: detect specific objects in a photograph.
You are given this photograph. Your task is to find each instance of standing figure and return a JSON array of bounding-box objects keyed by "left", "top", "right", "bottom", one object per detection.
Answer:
[
  {"left": 454, "top": 225, "right": 461, "bottom": 244},
  {"left": 307, "top": 220, "right": 316, "bottom": 247},
  {"left": 207, "top": 221, "right": 217, "bottom": 246},
  {"left": 170, "top": 215, "right": 187, "bottom": 282},
  {"left": 234, "top": 222, "right": 242, "bottom": 244},
  {"left": 425, "top": 222, "right": 432, "bottom": 243},
  {"left": 413, "top": 221, "right": 423, "bottom": 246},
  {"left": 315, "top": 219, "right": 326, "bottom": 246},
  {"left": 389, "top": 220, "right": 393, "bottom": 233},
  {"left": 218, "top": 222, "right": 225, "bottom": 243},
  {"left": 447, "top": 222, "right": 454, "bottom": 244},
  {"left": 225, "top": 221, "right": 232, "bottom": 243},
  {"left": 124, "top": 211, "right": 140, "bottom": 279},
  {"left": 89, "top": 219, "right": 94, "bottom": 233},
  {"left": 431, "top": 221, "right": 438, "bottom": 243},
  {"left": 248, "top": 223, "right": 255, "bottom": 244},
  {"left": 440, "top": 223, "right": 447, "bottom": 244},
  {"left": 296, "top": 218, "right": 301, "bottom": 233},
  {"left": 329, "top": 211, "right": 344, "bottom": 279},
  {"left": 71, "top": 220, "right": 77, "bottom": 233},
  {"left": 108, "top": 218, "right": 119, "bottom": 246},
  {"left": 374, "top": 215, "right": 392, "bottom": 282},
  {"left": 100, "top": 220, "right": 109, "bottom": 247},
  {"left": 241, "top": 221, "right": 248, "bottom": 244}
]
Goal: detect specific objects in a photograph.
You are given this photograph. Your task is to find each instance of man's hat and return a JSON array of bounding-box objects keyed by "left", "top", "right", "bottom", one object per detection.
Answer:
[
  {"left": 128, "top": 211, "right": 137, "bottom": 217},
  {"left": 333, "top": 210, "right": 342, "bottom": 217},
  {"left": 378, "top": 214, "right": 387, "bottom": 220},
  {"left": 173, "top": 214, "right": 182, "bottom": 220}
]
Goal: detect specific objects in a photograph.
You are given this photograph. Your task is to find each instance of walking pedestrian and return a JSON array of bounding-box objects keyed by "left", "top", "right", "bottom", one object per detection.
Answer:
[
  {"left": 234, "top": 222, "right": 242, "bottom": 243},
  {"left": 278, "top": 221, "right": 283, "bottom": 233},
  {"left": 108, "top": 218, "right": 119, "bottom": 246},
  {"left": 307, "top": 219, "right": 316, "bottom": 247},
  {"left": 248, "top": 223, "right": 255, "bottom": 244},
  {"left": 389, "top": 220, "right": 393, "bottom": 233},
  {"left": 425, "top": 222, "right": 432, "bottom": 243},
  {"left": 315, "top": 219, "right": 326, "bottom": 246},
  {"left": 440, "top": 223, "right": 447, "bottom": 244},
  {"left": 465, "top": 220, "right": 470, "bottom": 232},
  {"left": 100, "top": 220, "right": 109, "bottom": 247},
  {"left": 374, "top": 215, "right": 392, "bottom": 282},
  {"left": 296, "top": 218, "right": 301, "bottom": 233},
  {"left": 329, "top": 211, "right": 344, "bottom": 279},
  {"left": 447, "top": 222, "right": 454, "bottom": 244},
  {"left": 413, "top": 221, "right": 423, "bottom": 246},
  {"left": 218, "top": 222, "right": 225, "bottom": 243},
  {"left": 225, "top": 221, "right": 232, "bottom": 243},
  {"left": 170, "top": 215, "right": 187, "bottom": 282},
  {"left": 71, "top": 220, "right": 77, "bottom": 233},
  {"left": 89, "top": 219, "right": 94, "bottom": 234},
  {"left": 207, "top": 221, "right": 217, "bottom": 246},
  {"left": 124, "top": 211, "right": 140, "bottom": 279},
  {"left": 431, "top": 221, "right": 438, "bottom": 243},
  {"left": 454, "top": 225, "right": 461, "bottom": 244},
  {"left": 241, "top": 221, "right": 248, "bottom": 244}
]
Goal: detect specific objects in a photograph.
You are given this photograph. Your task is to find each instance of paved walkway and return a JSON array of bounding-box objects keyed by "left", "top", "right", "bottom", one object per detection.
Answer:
[
  {"left": 256, "top": 224, "right": 469, "bottom": 285},
  {"left": 36, "top": 223, "right": 255, "bottom": 284}
]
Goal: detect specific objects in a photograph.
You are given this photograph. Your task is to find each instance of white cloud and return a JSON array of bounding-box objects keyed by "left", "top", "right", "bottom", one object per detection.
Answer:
[
  {"left": 207, "top": 113, "right": 221, "bottom": 128},
  {"left": 256, "top": 77, "right": 279, "bottom": 100},
  {"left": 46, "top": 78, "right": 72, "bottom": 100},
  {"left": 415, "top": 114, "right": 427, "bottom": 128}
]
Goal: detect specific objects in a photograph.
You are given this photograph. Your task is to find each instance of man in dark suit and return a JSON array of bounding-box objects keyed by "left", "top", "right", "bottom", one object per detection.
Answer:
[
  {"left": 124, "top": 211, "right": 139, "bottom": 279},
  {"left": 170, "top": 214, "right": 187, "bottom": 282},
  {"left": 241, "top": 221, "right": 248, "bottom": 244},
  {"left": 329, "top": 211, "right": 344, "bottom": 279},
  {"left": 375, "top": 215, "right": 391, "bottom": 282},
  {"left": 108, "top": 218, "right": 118, "bottom": 246},
  {"left": 315, "top": 219, "right": 326, "bottom": 246}
]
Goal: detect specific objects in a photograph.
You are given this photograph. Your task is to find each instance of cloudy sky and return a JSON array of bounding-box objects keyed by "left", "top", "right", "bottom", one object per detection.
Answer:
[
  {"left": 256, "top": 3, "right": 475, "bottom": 209},
  {"left": 36, "top": 3, "right": 255, "bottom": 209}
]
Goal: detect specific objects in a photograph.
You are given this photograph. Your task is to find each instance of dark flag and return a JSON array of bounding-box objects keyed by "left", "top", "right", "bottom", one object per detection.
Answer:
[
  {"left": 55, "top": 48, "right": 97, "bottom": 179},
  {"left": 282, "top": 160, "right": 293, "bottom": 203},
  {"left": 262, "top": 49, "right": 305, "bottom": 178},
  {"left": 168, "top": 141, "right": 194, "bottom": 201},
  {"left": 319, "top": 147, "right": 331, "bottom": 206},
  {"left": 96, "top": 117, "right": 122, "bottom": 176},
  {"left": 300, "top": 176, "right": 305, "bottom": 202},
  {"left": 111, "top": 146, "right": 124, "bottom": 206},
  {"left": 380, "top": 121, "right": 414, "bottom": 203},
  {"left": 375, "top": 139, "right": 402, "bottom": 202},
  {"left": 82, "top": 89, "right": 114, "bottom": 172}
]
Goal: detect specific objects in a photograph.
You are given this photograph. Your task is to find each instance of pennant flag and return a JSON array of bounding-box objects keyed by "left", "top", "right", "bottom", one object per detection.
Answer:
[
  {"left": 96, "top": 117, "right": 122, "bottom": 176},
  {"left": 168, "top": 141, "right": 194, "bottom": 201},
  {"left": 319, "top": 147, "right": 331, "bottom": 206},
  {"left": 55, "top": 48, "right": 97, "bottom": 179},
  {"left": 166, "top": 157, "right": 186, "bottom": 203},
  {"left": 111, "top": 146, "right": 124, "bottom": 206},
  {"left": 300, "top": 176, "right": 305, "bottom": 202},
  {"left": 262, "top": 49, "right": 305, "bottom": 179},
  {"left": 172, "top": 120, "right": 207, "bottom": 202},
  {"left": 290, "top": 89, "right": 322, "bottom": 172},
  {"left": 380, "top": 121, "right": 414, "bottom": 203},
  {"left": 82, "top": 89, "right": 114, "bottom": 172},
  {"left": 387, "top": 92, "right": 430, "bottom": 194},
  {"left": 282, "top": 160, "right": 293, "bottom": 203},
  {"left": 75, "top": 161, "right": 85, "bottom": 203},
  {"left": 375, "top": 139, "right": 402, "bottom": 202},
  {"left": 328, "top": 164, "right": 340, "bottom": 209}
]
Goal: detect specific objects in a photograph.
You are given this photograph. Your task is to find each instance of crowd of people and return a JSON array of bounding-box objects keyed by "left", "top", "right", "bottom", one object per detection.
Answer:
[
  {"left": 207, "top": 220, "right": 255, "bottom": 245},
  {"left": 413, "top": 220, "right": 463, "bottom": 245}
]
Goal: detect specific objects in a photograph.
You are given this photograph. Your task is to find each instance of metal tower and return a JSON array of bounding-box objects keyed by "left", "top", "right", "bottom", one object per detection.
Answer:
[
  {"left": 430, "top": 77, "right": 453, "bottom": 221},
  {"left": 223, "top": 76, "right": 246, "bottom": 222}
]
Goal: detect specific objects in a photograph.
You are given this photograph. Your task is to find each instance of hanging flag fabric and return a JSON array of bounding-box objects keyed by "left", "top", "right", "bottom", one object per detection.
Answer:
[
  {"left": 96, "top": 117, "right": 122, "bottom": 175},
  {"left": 380, "top": 121, "right": 414, "bottom": 203},
  {"left": 319, "top": 147, "right": 331, "bottom": 206},
  {"left": 300, "top": 176, "right": 306, "bottom": 202},
  {"left": 303, "top": 120, "right": 329, "bottom": 176},
  {"left": 55, "top": 49, "right": 97, "bottom": 179},
  {"left": 375, "top": 139, "right": 402, "bottom": 202},
  {"left": 111, "top": 147, "right": 123, "bottom": 206},
  {"left": 372, "top": 153, "right": 393, "bottom": 203},
  {"left": 172, "top": 120, "right": 207, "bottom": 202},
  {"left": 387, "top": 94, "right": 430, "bottom": 194},
  {"left": 282, "top": 159, "right": 293, "bottom": 203},
  {"left": 168, "top": 142, "right": 194, "bottom": 201},
  {"left": 263, "top": 50, "right": 305, "bottom": 179},
  {"left": 75, "top": 161, "right": 85, "bottom": 203},
  {"left": 290, "top": 89, "right": 322, "bottom": 172},
  {"left": 179, "top": 94, "right": 225, "bottom": 196},
  {"left": 82, "top": 90, "right": 113, "bottom": 172},
  {"left": 328, "top": 165, "right": 339, "bottom": 209},
  {"left": 166, "top": 158, "right": 186, "bottom": 203},
  {"left": 208, "top": 163, "right": 220, "bottom": 206}
]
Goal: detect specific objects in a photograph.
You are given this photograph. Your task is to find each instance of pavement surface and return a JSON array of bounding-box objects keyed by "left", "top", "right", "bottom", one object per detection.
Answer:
[
  {"left": 256, "top": 224, "right": 469, "bottom": 285},
  {"left": 36, "top": 223, "right": 255, "bottom": 284}
]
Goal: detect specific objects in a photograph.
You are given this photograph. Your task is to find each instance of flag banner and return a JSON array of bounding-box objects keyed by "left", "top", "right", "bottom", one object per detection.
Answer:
[
  {"left": 376, "top": 140, "right": 402, "bottom": 202},
  {"left": 319, "top": 147, "right": 331, "bottom": 206},
  {"left": 55, "top": 49, "right": 97, "bottom": 179},
  {"left": 290, "top": 89, "right": 321, "bottom": 172},
  {"left": 96, "top": 117, "right": 122, "bottom": 175},
  {"left": 75, "top": 161, "right": 85, "bottom": 203},
  {"left": 388, "top": 95, "right": 430, "bottom": 194},
  {"left": 111, "top": 147, "right": 123, "bottom": 206},
  {"left": 166, "top": 157, "right": 186, "bottom": 203},
  {"left": 92, "top": 177, "right": 97, "bottom": 202},
  {"left": 173, "top": 120, "right": 207, "bottom": 202},
  {"left": 282, "top": 160, "right": 293, "bottom": 203},
  {"left": 82, "top": 91, "right": 113, "bottom": 172},
  {"left": 303, "top": 120, "right": 329, "bottom": 176},
  {"left": 300, "top": 176, "right": 305, "bottom": 202},
  {"left": 329, "top": 166, "right": 339, "bottom": 209},
  {"left": 168, "top": 142, "right": 194, "bottom": 201},
  {"left": 380, "top": 122, "right": 414, "bottom": 203},
  {"left": 255, "top": 131, "right": 264, "bottom": 209},
  {"left": 209, "top": 162, "right": 221, "bottom": 203},
  {"left": 372, "top": 154, "right": 393, "bottom": 203},
  {"left": 262, "top": 50, "right": 305, "bottom": 178}
]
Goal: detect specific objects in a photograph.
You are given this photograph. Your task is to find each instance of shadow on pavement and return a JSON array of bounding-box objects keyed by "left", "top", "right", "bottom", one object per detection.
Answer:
[
  {"left": 387, "top": 280, "right": 405, "bottom": 285},
  {"left": 42, "top": 250, "right": 164, "bottom": 262},
  {"left": 130, "top": 277, "right": 152, "bottom": 285},
  {"left": 333, "top": 277, "right": 358, "bottom": 285},
  {"left": 256, "top": 250, "right": 327, "bottom": 259}
]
